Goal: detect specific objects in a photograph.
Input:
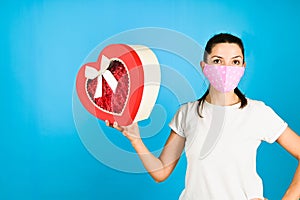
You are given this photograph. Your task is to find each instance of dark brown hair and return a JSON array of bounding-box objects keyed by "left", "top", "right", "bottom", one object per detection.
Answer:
[{"left": 198, "top": 33, "right": 247, "bottom": 117}]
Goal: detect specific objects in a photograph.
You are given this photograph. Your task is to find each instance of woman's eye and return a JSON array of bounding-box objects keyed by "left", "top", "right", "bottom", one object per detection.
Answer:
[
  {"left": 213, "top": 59, "right": 221, "bottom": 64},
  {"left": 233, "top": 60, "right": 241, "bottom": 65}
]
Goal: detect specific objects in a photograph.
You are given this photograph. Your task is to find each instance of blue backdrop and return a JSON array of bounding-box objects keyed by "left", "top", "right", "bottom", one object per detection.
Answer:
[{"left": 1, "top": 0, "right": 300, "bottom": 199}]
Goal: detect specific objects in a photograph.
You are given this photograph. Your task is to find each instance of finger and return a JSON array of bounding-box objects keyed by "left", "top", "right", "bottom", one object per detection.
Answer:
[
  {"left": 113, "top": 122, "right": 125, "bottom": 132},
  {"left": 105, "top": 120, "right": 113, "bottom": 127}
]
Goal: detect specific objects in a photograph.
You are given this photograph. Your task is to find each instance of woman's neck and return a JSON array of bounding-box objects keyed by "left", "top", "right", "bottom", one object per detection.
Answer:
[{"left": 205, "top": 87, "right": 240, "bottom": 106}]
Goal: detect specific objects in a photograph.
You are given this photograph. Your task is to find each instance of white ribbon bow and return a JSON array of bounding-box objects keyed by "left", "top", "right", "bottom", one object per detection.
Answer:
[{"left": 85, "top": 55, "right": 118, "bottom": 98}]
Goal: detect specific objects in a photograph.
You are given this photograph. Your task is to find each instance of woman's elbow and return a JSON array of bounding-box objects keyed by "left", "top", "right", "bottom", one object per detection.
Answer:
[
  {"left": 151, "top": 170, "right": 169, "bottom": 183},
  {"left": 153, "top": 177, "right": 167, "bottom": 183}
]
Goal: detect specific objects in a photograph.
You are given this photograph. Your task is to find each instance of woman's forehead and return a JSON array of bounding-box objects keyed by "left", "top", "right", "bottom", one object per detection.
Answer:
[{"left": 210, "top": 43, "right": 243, "bottom": 57}]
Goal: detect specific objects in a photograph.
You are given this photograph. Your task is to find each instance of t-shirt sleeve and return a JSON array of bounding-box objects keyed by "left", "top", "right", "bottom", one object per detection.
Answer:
[
  {"left": 256, "top": 102, "right": 288, "bottom": 143},
  {"left": 169, "top": 105, "right": 186, "bottom": 138}
]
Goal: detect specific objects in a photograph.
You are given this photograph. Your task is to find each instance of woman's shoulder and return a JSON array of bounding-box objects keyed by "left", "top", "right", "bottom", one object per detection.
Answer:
[
  {"left": 246, "top": 97, "right": 270, "bottom": 109},
  {"left": 178, "top": 100, "right": 199, "bottom": 110},
  {"left": 173, "top": 101, "right": 199, "bottom": 116}
]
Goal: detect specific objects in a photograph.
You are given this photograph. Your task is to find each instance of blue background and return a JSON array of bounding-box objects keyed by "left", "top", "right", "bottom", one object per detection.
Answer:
[{"left": 1, "top": 0, "right": 300, "bottom": 199}]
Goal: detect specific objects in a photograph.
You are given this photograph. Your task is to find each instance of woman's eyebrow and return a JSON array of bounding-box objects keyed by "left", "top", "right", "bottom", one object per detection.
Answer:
[
  {"left": 211, "top": 55, "right": 223, "bottom": 59},
  {"left": 231, "top": 55, "right": 243, "bottom": 59}
]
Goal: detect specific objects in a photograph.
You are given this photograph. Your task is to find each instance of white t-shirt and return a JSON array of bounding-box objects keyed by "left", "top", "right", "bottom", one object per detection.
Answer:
[{"left": 169, "top": 98, "right": 288, "bottom": 200}]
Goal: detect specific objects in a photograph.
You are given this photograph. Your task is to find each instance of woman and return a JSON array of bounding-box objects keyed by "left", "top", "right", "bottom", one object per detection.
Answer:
[{"left": 106, "top": 33, "right": 300, "bottom": 200}]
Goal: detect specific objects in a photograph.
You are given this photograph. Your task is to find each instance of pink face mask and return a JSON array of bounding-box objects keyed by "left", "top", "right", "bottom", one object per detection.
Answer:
[{"left": 203, "top": 64, "right": 245, "bottom": 93}]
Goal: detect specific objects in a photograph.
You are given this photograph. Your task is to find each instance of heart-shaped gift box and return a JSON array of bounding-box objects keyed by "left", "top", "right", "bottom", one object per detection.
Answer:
[{"left": 76, "top": 44, "right": 161, "bottom": 126}]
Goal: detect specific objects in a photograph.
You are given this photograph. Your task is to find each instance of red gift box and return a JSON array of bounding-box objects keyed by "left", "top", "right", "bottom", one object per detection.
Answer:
[{"left": 76, "top": 44, "right": 161, "bottom": 126}]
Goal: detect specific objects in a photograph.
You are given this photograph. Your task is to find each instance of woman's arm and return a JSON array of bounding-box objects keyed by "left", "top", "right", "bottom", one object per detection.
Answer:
[
  {"left": 276, "top": 126, "right": 300, "bottom": 200},
  {"left": 107, "top": 121, "right": 186, "bottom": 183}
]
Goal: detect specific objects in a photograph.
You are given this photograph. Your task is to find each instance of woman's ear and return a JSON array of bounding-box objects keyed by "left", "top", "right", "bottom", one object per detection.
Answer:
[
  {"left": 243, "top": 62, "right": 246, "bottom": 68},
  {"left": 200, "top": 61, "right": 205, "bottom": 71}
]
